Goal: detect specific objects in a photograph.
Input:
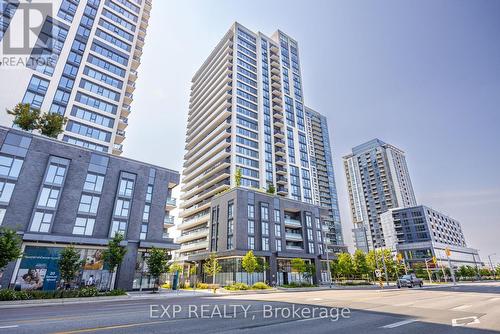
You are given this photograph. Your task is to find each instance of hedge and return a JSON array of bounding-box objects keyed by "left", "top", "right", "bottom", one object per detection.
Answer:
[{"left": 0, "top": 287, "right": 126, "bottom": 301}]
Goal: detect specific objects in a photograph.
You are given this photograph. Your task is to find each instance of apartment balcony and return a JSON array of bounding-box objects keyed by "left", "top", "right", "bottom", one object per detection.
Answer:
[
  {"left": 180, "top": 172, "right": 230, "bottom": 204},
  {"left": 138, "top": 27, "right": 147, "bottom": 38},
  {"left": 124, "top": 92, "right": 133, "bottom": 104},
  {"left": 121, "top": 104, "right": 131, "bottom": 117},
  {"left": 273, "top": 103, "right": 283, "bottom": 112},
  {"left": 180, "top": 239, "right": 209, "bottom": 253},
  {"left": 274, "top": 118, "right": 284, "bottom": 127},
  {"left": 115, "top": 129, "right": 125, "bottom": 143},
  {"left": 182, "top": 159, "right": 230, "bottom": 190},
  {"left": 126, "top": 81, "right": 135, "bottom": 94},
  {"left": 275, "top": 156, "right": 286, "bottom": 165},
  {"left": 129, "top": 69, "right": 138, "bottom": 79},
  {"left": 274, "top": 138, "right": 285, "bottom": 147},
  {"left": 275, "top": 147, "right": 286, "bottom": 156},
  {"left": 284, "top": 218, "right": 302, "bottom": 228},
  {"left": 270, "top": 52, "right": 279, "bottom": 62},
  {"left": 276, "top": 166, "right": 287, "bottom": 175},
  {"left": 131, "top": 55, "right": 141, "bottom": 69},
  {"left": 112, "top": 143, "right": 123, "bottom": 155},
  {"left": 277, "top": 186, "right": 288, "bottom": 195},
  {"left": 322, "top": 224, "right": 330, "bottom": 232},
  {"left": 177, "top": 212, "right": 210, "bottom": 231},
  {"left": 183, "top": 149, "right": 231, "bottom": 184},
  {"left": 274, "top": 129, "right": 285, "bottom": 138},
  {"left": 165, "top": 197, "right": 177, "bottom": 209},
  {"left": 136, "top": 36, "right": 145, "bottom": 48},
  {"left": 118, "top": 117, "right": 128, "bottom": 130},
  {"left": 164, "top": 215, "right": 175, "bottom": 227},
  {"left": 271, "top": 80, "right": 281, "bottom": 89},
  {"left": 286, "top": 245, "right": 303, "bottom": 251},
  {"left": 177, "top": 228, "right": 209, "bottom": 244},
  {"left": 285, "top": 233, "right": 303, "bottom": 242},
  {"left": 272, "top": 95, "right": 282, "bottom": 104},
  {"left": 271, "top": 67, "right": 280, "bottom": 75},
  {"left": 271, "top": 73, "right": 280, "bottom": 82},
  {"left": 277, "top": 175, "right": 287, "bottom": 184}
]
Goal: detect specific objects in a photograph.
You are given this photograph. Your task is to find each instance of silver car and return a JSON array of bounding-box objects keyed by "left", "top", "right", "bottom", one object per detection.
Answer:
[{"left": 397, "top": 274, "right": 423, "bottom": 288}]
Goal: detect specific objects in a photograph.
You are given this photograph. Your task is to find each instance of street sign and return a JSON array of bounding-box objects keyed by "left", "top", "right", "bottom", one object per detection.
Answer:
[{"left": 375, "top": 269, "right": 382, "bottom": 278}]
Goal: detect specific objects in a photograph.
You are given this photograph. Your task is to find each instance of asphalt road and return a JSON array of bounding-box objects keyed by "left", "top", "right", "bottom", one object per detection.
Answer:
[{"left": 1, "top": 282, "right": 499, "bottom": 334}]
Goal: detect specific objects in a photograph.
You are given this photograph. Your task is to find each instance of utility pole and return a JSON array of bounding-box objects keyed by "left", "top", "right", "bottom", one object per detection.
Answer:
[
  {"left": 488, "top": 253, "right": 496, "bottom": 279},
  {"left": 445, "top": 248, "right": 457, "bottom": 286},
  {"left": 323, "top": 226, "right": 332, "bottom": 287},
  {"left": 381, "top": 249, "right": 389, "bottom": 286}
]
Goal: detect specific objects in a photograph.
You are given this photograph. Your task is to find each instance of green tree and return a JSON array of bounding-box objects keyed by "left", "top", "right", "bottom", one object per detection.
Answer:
[
  {"left": 242, "top": 250, "right": 258, "bottom": 284},
  {"left": 353, "top": 249, "right": 369, "bottom": 279},
  {"left": 102, "top": 233, "right": 127, "bottom": 291},
  {"left": 168, "top": 262, "right": 183, "bottom": 274},
  {"left": 0, "top": 227, "right": 23, "bottom": 270},
  {"left": 479, "top": 268, "right": 491, "bottom": 278},
  {"left": 337, "top": 253, "right": 354, "bottom": 279},
  {"left": 267, "top": 183, "right": 275, "bottom": 194},
  {"left": 146, "top": 247, "right": 169, "bottom": 292},
  {"left": 58, "top": 246, "right": 82, "bottom": 289},
  {"left": 256, "top": 257, "right": 270, "bottom": 273},
  {"left": 38, "top": 112, "right": 67, "bottom": 138},
  {"left": 366, "top": 250, "right": 378, "bottom": 280},
  {"left": 330, "top": 260, "right": 339, "bottom": 281},
  {"left": 7, "top": 103, "right": 40, "bottom": 131},
  {"left": 234, "top": 168, "right": 242, "bottom": 187},
  {"left": 203, "top": 252, "right": 221, "bottom": 286}
]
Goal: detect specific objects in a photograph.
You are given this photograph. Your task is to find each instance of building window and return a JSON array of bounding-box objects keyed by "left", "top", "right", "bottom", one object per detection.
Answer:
[
  {"left": 142, "top": 204, "right": 150, "bottom": 222},
  {"left": 274, "top": 209, "right": 280, "bottom": 222},
  {"left": 305, "top": 215, "right": 312, "bottom": 228},
  {"left": 0, "top": 208, "right": 6, "bottom": 225},
  {"left": 145, "top": 185, "right": 153, "bottom": 202},
  {"left": 308, "top": 242, "right": 314, "bottom": 254},
  {"left": 140, "top": 224, "right": 148, "bottom": 240},
  {"left": 0, "top": 181, "right": 15, "bottom": 203},
  {"left": 275, "top": 239, "right": 282, "bottom": 252},
  {"left": 248, "top": 220, "right": 254, "bottom": 234},
  {"left": 228, "top": 220, "right": 233, "bottom": 235},
  {"left": 228, "top": 201, "right": 234, "bottom": 219},
  {"left": 110, "top": 220, "right": 127, "bottom": 237},
  {"left": 30, "top": 211, "right": 53, "bottom": 232},
  {"left": 262, "top": 237, "right": 269, "bottom": 251},
  {"left": 248, "top": 236, "right": 255, "bottom": 250},
  {"left": 73, "top": 217, "right": 95, "bottom": 236},
  {"left": 227, "top": 236, "right": 233, "bottom": 249},
  {"left": 78, "top": 194, "right": 100, "bottom": 214},
  {"left": 275, "top": 224, "right": 281, "bottom": 237},
  {"left": 247, "top": 204, "right": 254, "bottom": 218},
  {"left": 45, "top": 164, "right": 67, "bottom": 185},
  {"left": 118, "top": 178, "right": 134, "bottom": 197},
  {"left": 83, "top": 173, "right": 104, "bottom": 192},
  {"left": 38, "top": 187, "right": 60, "bottom": 208},
  {"left": 262, "top": 221, "right": 269, "bottom": 236},
  {"left": 0, "top": 155, "right": 23, "bottom": 178},
  {"left": 260, "top": 204, "right": 269, "bottom": 220},
  {"left": 114, "top": 199, "right": 130, "bottom": 217}
]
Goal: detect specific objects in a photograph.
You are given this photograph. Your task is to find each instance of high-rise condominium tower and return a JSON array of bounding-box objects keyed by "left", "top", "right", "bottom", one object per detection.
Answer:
[
  {"left": 0, "top": 0, "right": 152, "bottom": 155},
  {"left": 305, "top": 106, "right": 344, "bottom": 251},
  {"left": 343, "top": 139, "right": 416, "bottom": 252},
  {"left": 178, "top": 22, "right": 344, "bottom": 260}
]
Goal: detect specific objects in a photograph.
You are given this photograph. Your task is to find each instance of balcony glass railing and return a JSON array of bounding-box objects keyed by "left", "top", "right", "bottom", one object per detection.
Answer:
[
  {"left": 165, "top": 198, "right": 176, "bottom": 206},
  {"left": 284, "top": 218, "right": 302, "bottom": 227},
  {"left": 164, "top": 215, "right": 174, "bottom": 224}
]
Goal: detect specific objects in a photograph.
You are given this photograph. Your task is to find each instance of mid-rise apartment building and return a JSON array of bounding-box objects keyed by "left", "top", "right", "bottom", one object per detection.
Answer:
[
  {"left": 343, "top": 139, "right": 417, "bottom": 252},
  {"left": 380, "top": 205, "right": 481, "bottom": 269},
  {"left": 0, "top": 0, "right": 152, "bottom": 154},
  {"left": 0, "top": 126, "right": 179, "bottom": 291},
  {"left": 178, "top": 22, "right": 345, "bottom": 266}
]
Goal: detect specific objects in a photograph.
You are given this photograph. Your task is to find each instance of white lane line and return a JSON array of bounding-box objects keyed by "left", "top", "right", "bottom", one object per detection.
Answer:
[
  {"left": 380, "top": 319, "right": 418, "bottom": 328},
  {"left": 452, "top": 316, "right": 480, "bottom": 327},
  {"left": 0, "top": 325, "right": 19, "bottom": 329},
  {"left": 308, "top": 298, "right": 323, "bottom": 301},
  {"left": 451, "top": 304, "right": 471, "bottom": 310}
]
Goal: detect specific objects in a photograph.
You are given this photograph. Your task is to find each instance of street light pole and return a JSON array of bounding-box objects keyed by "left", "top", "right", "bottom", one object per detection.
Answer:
[{"left": 322, "top": 225, "right": 332, "bottom": 287}]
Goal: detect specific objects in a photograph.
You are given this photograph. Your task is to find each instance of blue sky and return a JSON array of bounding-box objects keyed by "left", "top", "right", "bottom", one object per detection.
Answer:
[{"left": 124, "top": 0, "right": 500, "bottom": 263}]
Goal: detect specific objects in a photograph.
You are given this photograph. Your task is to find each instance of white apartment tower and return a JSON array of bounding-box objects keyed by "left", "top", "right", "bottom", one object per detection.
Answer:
[
  {"left": 178, "top": 22, "right": 345, "bottom": 259},
  {"left": 343, "top": 139, "right": 417, "bottom": 252},
  {"left": 0, "top": 0, "right": 152, "bottom": 155}
]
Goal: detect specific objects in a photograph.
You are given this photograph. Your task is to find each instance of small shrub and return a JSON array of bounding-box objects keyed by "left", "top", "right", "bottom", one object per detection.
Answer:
[
  {"left": 225, "top": 283, "right": 250, "bottom": 291},
  {"left": 196, "top": 283, "right": 209, "bottom": 289},
  {"left": 77, "top": 287, "right": 99, "bottom": 297},
  {"left": 104, "top": 289, "right": 126, "bottom": 296},
  {"left": 0, "top": 288, "right": 126, "bottom": 301},
  {"left": 251, "top": 282, "right": 270, "bottom": 290},
  {"left": 281, "top": 281, "right": 315, "bottom": 288},
  {"left": 161, "top": 283, "right": 171, "bottom": 289}
]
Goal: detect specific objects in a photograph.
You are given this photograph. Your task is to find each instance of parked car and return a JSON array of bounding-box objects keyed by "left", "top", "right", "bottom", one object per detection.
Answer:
[{"left": 397, "top": 274, "right": 423, "bottom": 288}]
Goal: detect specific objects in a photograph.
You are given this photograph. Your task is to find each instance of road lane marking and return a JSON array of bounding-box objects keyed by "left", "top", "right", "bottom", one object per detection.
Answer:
[
  {"left": 451, "top": 304, "right": 471, "bottom": 310},
  {"left": 0, "top": 325, "right": 19, "bottom": 329},
  {"left": 52, "top": 320, "right": 177, "bottom": 334},
  {"left": 380, "top": 319, "right": 418, "bottom": 328},
  {"left": 452, "top": 316, "right": 480, "bottom": 327}
]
